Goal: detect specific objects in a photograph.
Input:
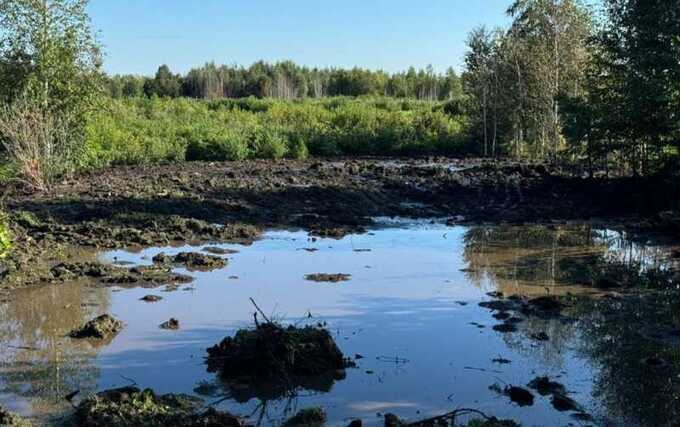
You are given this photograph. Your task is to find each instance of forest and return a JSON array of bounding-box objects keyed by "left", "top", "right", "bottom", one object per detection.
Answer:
[{"left": 0, "top": 0, "right": 677, "bottom": 191}]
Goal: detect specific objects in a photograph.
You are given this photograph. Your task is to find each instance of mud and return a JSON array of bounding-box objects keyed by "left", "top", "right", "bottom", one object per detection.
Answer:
[
  {"left": 74, "top": 386, "right": 246, "bottom": 427},
  {"left": 159, "top": 318, "right": 180, "bottom": 330},
  {"left": 304, "top": 273, "right": 352, "bottom": 283},
  {"left": 282, "top": 407, "right": 326, "bottom": 427},
  {"left": 206, "top": 322, "right": 354, "bottom": 398},
  {"left": 68, "top": 314, "right": 123, "bottom": 340},
  {"left": 152, "top": 251, "right": 227, "bottom": 271},
  {"left": 2, "top": 158, "right": 679, "bottom": 290}
]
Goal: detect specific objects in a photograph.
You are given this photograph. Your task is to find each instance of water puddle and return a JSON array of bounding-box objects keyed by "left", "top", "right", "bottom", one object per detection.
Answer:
[{"left": 0, "top": 223, "right": 678, "bottom": 426}]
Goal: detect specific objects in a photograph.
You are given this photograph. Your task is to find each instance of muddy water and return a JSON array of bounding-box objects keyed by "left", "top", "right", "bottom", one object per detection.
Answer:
[{"left": 0, "top": 221, "right": 678, "bottom": 426}]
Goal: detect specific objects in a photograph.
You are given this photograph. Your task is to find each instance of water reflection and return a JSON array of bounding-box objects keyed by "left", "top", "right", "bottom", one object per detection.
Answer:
[
  {"left": 0, "top": 281, "right": 110, "bottom": 419},
  {"left": 0, "top": 223, "right": 677, "bottom": 426}
]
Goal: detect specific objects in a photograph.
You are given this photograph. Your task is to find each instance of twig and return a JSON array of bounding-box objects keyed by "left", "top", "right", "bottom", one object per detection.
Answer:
[
  {"left": 249, "top": 297, "right": 272, "bottom": 324},
  {"left": 405, "top": 408, "right": 493, "bottom": 426}
]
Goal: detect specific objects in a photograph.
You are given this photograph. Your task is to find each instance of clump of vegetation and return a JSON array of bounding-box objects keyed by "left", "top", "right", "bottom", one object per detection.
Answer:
[
  {"left": 74, "top": 386, "right": 244, "bottom": 427},
  {"left": 206, "top": 321, "right": 354, "bottom": 386},
  {"left": 69, "top": 314, "right": 124, "bottom": 340}
]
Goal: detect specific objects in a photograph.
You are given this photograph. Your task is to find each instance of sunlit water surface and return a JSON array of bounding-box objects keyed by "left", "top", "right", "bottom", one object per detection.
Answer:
[{"left": 0, "top": 221, "right": 677, "bottom": 426}]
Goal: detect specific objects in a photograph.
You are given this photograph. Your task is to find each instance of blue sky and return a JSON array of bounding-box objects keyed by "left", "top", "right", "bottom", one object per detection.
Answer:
[{"left": 88, "top": 0, "right": 513, "bottom": 76}]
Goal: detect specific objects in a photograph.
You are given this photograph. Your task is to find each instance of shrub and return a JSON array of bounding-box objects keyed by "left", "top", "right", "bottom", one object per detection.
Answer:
[
  {"left": 0, "top": 101, "right": 75, "bottom": 190},
  {"left": 81, "top": 96, "right": 469, "bottom": 167}
]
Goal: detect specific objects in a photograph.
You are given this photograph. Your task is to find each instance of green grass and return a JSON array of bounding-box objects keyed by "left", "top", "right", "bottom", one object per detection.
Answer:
[{"left": 82, "top": 96, "right": 469, "bottom": 168}]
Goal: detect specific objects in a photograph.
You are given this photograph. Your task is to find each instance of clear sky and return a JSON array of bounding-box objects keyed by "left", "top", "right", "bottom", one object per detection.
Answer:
[{"left": 88, "top": 0, "right": 513, "bottom": 76}]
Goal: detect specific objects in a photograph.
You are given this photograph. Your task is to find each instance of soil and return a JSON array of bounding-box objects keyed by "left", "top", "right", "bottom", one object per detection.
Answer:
[
  {"left": 160, "top": 318, "right": 180, "bottom": 330},
  {"left": 74, "top": 386, "right": 246, "bottom": 427},
  {"left": 206, "top": 322, "right": 354, "bottom": 399},
  {"left": 69, "top": 314, "right": 124, "bottom": 340},
  {"left": 152, "top": 251, "right": 227, "bottom": 271},
  {"left": 1, "top": 158, "right": 679, "bottom": 290},
  {"left": 304, "top": 273, "right": 352, "bottom": 283}
]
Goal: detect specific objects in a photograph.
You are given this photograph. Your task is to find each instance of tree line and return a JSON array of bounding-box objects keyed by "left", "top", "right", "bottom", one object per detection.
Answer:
[
  {"left": 105, "top": 62, "right": 464, "bottom": 101},
  {"left": 462, "top": 0, "right": 679, "bottom": 175}
]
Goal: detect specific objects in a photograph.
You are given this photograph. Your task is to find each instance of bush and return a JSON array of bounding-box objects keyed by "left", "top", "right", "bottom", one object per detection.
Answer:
[
  {"left": 81, "top": 96, "right": 469, "bottom": 168},
  {"left": 0, "top": 101, "right": 76, "bottom": 190}
]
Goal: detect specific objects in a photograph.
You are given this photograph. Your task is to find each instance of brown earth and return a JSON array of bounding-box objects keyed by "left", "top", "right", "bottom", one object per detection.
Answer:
[{"left": 1, "top": 158, "right": 679, "bottom": 289}]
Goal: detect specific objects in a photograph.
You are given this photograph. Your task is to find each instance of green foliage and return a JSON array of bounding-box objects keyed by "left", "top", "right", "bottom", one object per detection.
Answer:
[
  {"left": 82, "top": 96, "right": 468, "bottom": 167},
  {"left": 0, "top": 214, "right": 11, "bottom": 258},
  {"left": 104, "top": 61, "right": 465, "bottom": 102},
  {"left": 0, "top": 0, "right": 103, "bottom": 189}
]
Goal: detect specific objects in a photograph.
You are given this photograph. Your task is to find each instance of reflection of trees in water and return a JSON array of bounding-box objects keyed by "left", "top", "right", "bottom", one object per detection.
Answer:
[
  {"left": 576, "top": 294, "right": 680, "bottom": 425},
  {"left": 0, "top": 281, "right": 110, "bottom": 415},
  {"left": 463, "top": 225, "right": 680, "bottom": 424},
  {"left": 462, "top": 225, "right": 675, "bottom": 292}
]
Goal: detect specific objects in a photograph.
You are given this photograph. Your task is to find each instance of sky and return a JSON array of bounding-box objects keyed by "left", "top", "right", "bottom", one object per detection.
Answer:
[{"left": 88, "top": 0, "right": 513, "bottom": 76}]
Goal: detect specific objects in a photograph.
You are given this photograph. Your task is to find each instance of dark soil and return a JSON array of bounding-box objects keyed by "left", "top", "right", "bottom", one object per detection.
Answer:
[
  {"left": 2, "top": 158, "right": 679, "bottom": 289},
  {"left": 160, "top": 318, "right": 180, "bottom": 330},
  {"left": 152, "top": 251, "right": 226, "bottom": 271},
  {"left": 206, "top": 322, "right": 354, "bottom": 393},
  {"left": 304, "top": 273, "right": 352, "bottom": 283},
  {"left": 282, "top": 407, "right": 326, "bottom": 427},
  {"left": 69, "top": 314, "right": 124, "bottom": 340}
]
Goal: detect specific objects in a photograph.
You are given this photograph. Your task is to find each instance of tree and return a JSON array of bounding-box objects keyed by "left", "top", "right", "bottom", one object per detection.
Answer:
[
  {"left": 598, "top": 0, "right": 680, "bottom": 174},
  {"left": 144, "top": 65, "right": 181, "bottom": 98},
  {"left": 0, "top": 0, "right": 102, "bottom": 115},
  {"left": 0, "top": 0, "right": 103, "bottom": 189}
]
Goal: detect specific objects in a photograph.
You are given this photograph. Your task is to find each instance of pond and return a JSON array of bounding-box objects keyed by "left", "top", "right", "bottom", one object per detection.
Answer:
[{"left": 1, "top": 221, "right": 678, "bottom": 426}]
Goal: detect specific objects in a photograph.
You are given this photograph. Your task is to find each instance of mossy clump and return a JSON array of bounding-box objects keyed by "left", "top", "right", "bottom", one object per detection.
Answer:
[
  {"left": 282, "top": 407, "right": 326, "bottom": 427},
  {"left": 69, "top": 314, "right": 124, "bottom": 340},
  {"left": 74, "top": 386, "right": 244, "bottom": 427},
  {"left": 206, "top": 322, "right": 354, "bottom": 386},
  {"left": 153, "top": 252, "right": 226, "bottom": 271}
]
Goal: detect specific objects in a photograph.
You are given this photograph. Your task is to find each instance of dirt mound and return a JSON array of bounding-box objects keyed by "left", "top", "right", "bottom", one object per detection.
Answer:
[
  {"left": 153, "top": 252, "right": 226, "bottom": 271},
  {"left": 160, "top": 318, "right": 180, "bottom": 330},
  {"left": 69, "top": 314, "right": 123, "bottom": 340},
  {"left": 74, "top": 386, "right": 245, "bottom": 427},
  {"left": 206, "top": 322, "right": 354, "bottom": 387}
]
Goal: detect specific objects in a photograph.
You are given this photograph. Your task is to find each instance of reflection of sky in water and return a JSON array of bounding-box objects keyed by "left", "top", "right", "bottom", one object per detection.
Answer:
[{"left": 4, "top": 223, "right": 671, "bottom": 426}]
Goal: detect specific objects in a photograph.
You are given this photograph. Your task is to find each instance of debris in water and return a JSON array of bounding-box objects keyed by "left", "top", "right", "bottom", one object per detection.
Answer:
[
  {"left": 159, "top": 318, "right": 180, "bottom": 330},
  {"left": 140, "top": 295, "right": 162, "bottom": 303},
  {"left": 304, "top": 273, "right": 351, "bottom": 283},
  {"left": 505, "top": 386, "right": 534, "bottom": 406},
  {"left": 69, "top": 314, "right": 123, "bottom": 340},
  {"left": 203, "top": 246, "right": 239, "bottom": 255},
  {"left": 153, "top": 251, "right": 226, "bottom": 271},
  {"left": 206, "top": 321, "right": 354, "bottom": 388}
]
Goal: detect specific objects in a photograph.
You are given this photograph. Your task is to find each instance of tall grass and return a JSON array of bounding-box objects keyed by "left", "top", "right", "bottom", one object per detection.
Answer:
[{"left": 82, "top": 96, "right": 469, "bottom": 168}]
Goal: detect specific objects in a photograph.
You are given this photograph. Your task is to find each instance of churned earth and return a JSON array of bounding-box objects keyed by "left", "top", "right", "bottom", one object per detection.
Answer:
[{"left": 2, "top": 158, "right": 679, "bottom": 289}]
